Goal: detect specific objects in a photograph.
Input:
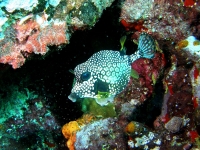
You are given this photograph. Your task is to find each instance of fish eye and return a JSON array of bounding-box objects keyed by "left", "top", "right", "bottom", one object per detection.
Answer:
[{"left": 81, "top": 72, "right": 91, "bottom": 81}]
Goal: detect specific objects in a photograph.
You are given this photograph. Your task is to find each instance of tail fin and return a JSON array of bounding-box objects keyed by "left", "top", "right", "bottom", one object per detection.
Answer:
[{"left": 137, "top": 32, "right": 156, "bottom": 59}]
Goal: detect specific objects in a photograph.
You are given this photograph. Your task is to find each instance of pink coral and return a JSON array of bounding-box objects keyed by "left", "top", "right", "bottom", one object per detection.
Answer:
[
  {"left": 0, "top": 52, "right": 25, "bottom": 69},
  {"left": 15, "top": 20, "right": 68, "bottom": 54},
  {"left": 0, "top": 14, "right": 68, "bottom": 69}
]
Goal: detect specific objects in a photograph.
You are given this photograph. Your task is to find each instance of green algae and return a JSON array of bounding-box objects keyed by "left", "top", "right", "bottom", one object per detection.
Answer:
[{"left": 81, "top": 98, "right": 116, "bottom": 118}]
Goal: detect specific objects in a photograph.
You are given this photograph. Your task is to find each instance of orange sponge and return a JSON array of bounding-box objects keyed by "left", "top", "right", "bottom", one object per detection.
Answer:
[
  {"left": 125, "top": 121, "right": 135, "bottom": 134},
  {"left": 62, "top": 121, "right": 80, "bottom": 150}
]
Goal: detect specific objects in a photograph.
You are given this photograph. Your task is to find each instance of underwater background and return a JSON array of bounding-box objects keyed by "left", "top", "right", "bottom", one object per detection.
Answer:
[{"left": 0, "top": 0, "right": 200, "bottom": 149}]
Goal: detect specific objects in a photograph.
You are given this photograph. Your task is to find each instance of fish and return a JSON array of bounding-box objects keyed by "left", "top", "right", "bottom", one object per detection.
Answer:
[{"left": 68, "top": 32, "right": 156, "bottom": 106}]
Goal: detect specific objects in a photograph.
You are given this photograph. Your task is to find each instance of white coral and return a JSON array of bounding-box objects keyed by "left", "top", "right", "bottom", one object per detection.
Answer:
[
  {"left": 121, "top": 0, "right": 154, "bottom": 22},
  {"left": 0, "top": 0, "right": 38, "bottom": 12}
]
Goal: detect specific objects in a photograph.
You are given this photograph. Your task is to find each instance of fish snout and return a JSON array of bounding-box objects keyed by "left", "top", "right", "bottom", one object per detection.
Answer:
[{"left": 68, "top": 93, "right": 80, "bottom": 102}]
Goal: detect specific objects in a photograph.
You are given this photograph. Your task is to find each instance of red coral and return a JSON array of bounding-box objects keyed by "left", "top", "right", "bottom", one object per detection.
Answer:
[
  {"left": 188, "top": 130, "right": 199, "bottom": 142},
  {"left": 193, "top": 65, "right": 199, "bottom": 80},
  {"left": 183, "top": 0, "right": 196, "bottom": 7},
  {"left": 120, "top": 19, "right": 148, "bottom": 32},
  {"left": 193, "top": 96, "right": 199, "bottom": 109},
  {"left": 131, "top": 53, "right": 165, "bottom": 100}
]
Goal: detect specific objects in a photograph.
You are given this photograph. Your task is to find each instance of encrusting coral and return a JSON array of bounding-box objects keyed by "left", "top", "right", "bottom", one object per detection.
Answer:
[
  {"left": 0, "top": 13, "right": 68, "bottom": 69},
  {"left": 0, "top": 0, "right": 115, "bottom": 69}
]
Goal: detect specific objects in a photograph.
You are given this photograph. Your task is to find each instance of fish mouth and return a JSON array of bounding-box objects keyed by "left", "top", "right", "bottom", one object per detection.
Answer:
[{"left": 68, "top": 93, "right": 80, "bottom": 102}]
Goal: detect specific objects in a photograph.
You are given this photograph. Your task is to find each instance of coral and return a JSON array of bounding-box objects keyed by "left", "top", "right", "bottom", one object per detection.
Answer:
[
  {"left": 157, "top": 59, "right": 193, "bottom": 120},
  {"left": 0, "top": 72, "right": 62, "bottom": 150},
  {"left": 120, "top": 0, "right": 200, "bottom": 42},
  {"left": 3, "top": 0, "right": 200, "bottom": 149},
  {"left": 0, "top": 85, "right": 37, "bottom": 123},
  {"left": 175, "top": 36, "right": 200, "bottom": 62},
  {"left": 164, "top": 116, "right": 185, "bottom": 133},
  {"left": 74, "top": 118, "right": 127, "bottom": 149},
  {"left": 67, "top": 134, "right": 77, "bottom": 150},
  {"left": 62, "top": 1, "right": 200, "bottom": 148},
  {"left": 0, "top": 13, "right": 68, "bottom": 69},
  {"left": 0, "top": 94, "right": 61, "bottom": 149},
  {"left": 14, "top": 17, "right": 68, "bottom": 54},
  {"left": 68, "top": 0, "right": 115, "bottom": 29},
  {"left": 188, "top": 131, "right": 199, "bottom": 142},
  {"left": 124, "top": 121, "right": 162, "bottom": 149},
  {"left": 66, "top": 0, "right": 86, "bottom": 13},
  {"left": 175, "top": 39, "right": 189, "bottom": 50},
  {"left": 62, "top": 113, "right": 98, "bottom": 150},
  {"left": 175, "top": 36, "right": 200, "bottom": 106},
  {"left": 0, "top": 0, "right": 115, "bottom": 68},
  {"left": 62, "top": 118, "right": 127, "bottom": 149},
  {"left": 120, "top": 0, "right": 154, "bottom": 23},
  {"left": 0, "top": 9, "right": 8, "bottom": 39},
  {"left": 190, "top": 65, "right": 200, "bottom": 107},
  {"left": 0, "top": 0, "right": 39, "bottom": 13},
  {"left": 114, "top": 52, "right": 165, "bottom": 118},
  {"left": 120, "top": 19, "right": 148, "bottom": 32},
  {"left": 183, "top": 0, "right": 197, "bottom": 7},
  {"left": 152, "top": 53, "right": 200, "bottom": 149}
]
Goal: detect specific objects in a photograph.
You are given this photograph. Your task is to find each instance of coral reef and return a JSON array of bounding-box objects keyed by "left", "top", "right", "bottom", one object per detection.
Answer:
[
  {"left": 125, "top": 121, "right": 162, "bottom": 149},
  {"left": 1, "top": 0, "right": 200, "bottom": 149},
  {"left": 120, "top": 0, "right": 200, "bottom": 42},
  {"left": 74, "top": 118, "right": 126, "bottom": 149},
  {"left": 152, "top": 34, "right": 200, "bottom": 149},
  {"left": 0, "top": 0, "right": 115, "bottom": 69},
  {"left": 63, "top": 34, "right": 166, "bottom": 149},
  {"left": 176, "top": 36, "right": 200, "bottom": 62},
  {"left": 62, "top": 0, "right": 200, "bottom": 148},
  {"left": 152, "top": 57, "right": 198, "bottom": 149},
  {"left": 0, "top": 85, "right": 61, "bottom": 149},
  {"left": 1, "top": 0, "right": 39, "bottom": 13},
  {"left": 67, "top": 0, "right": 114, "bottom": 29},
  {"left": 62, "top": 113, "right": 97, "bottom": 150},
  {"left": 118, "top": 3, "right": 200, "bottom": 148},
  {"left": 0, "top": 15, "right": 68, "bottom": 69},
  {"left": 120, "top": 0, "right": 154, "bottom": 23},
  {"left": 114, "top": 51, "right": 165, "bottom": 118}
]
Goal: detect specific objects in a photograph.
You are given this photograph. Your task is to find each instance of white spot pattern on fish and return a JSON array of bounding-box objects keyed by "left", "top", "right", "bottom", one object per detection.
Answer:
[{"left": 68, "top": 32, "right": 156, "bottom": 106}]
